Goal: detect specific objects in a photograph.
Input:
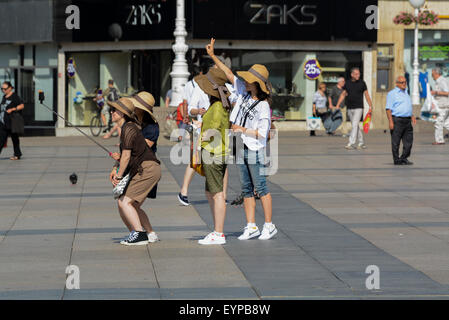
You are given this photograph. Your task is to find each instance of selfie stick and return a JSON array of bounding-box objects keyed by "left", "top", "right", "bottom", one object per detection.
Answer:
[{"left": 38, "top": 90, "right": 113, "bottom": 156}]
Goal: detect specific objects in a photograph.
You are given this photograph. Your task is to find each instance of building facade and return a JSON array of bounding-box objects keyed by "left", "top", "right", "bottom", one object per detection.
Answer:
[
  {"left": 1, "top": 0, "right": 379, "bottom": 136},
  {"left": 375, "top": 0, "right": 449, "bottom": 129}
]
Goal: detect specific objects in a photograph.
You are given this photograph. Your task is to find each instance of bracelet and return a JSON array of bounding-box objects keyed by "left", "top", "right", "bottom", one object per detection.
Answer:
[{"left": 116, "top": 176, "right": 123, "bottom": 180}]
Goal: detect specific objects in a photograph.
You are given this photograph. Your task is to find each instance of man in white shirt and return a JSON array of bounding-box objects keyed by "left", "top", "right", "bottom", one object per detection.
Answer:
[
  {"left": 430, "top": 68, "right": 449, "bottom": 145},
  {"left": 178, "top": 64, "right": 229, "bottom": 206}
]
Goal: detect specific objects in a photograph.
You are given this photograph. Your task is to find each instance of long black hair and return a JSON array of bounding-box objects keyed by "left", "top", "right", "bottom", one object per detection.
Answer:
[
  {"left": 254, "top": 82, "right": 272, "bottom": 106},
  {"left": 140, "top": 111, "right": 157, "bottom": 128}
]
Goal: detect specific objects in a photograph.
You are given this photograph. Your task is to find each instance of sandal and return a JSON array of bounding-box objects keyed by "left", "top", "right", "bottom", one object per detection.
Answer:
[{"left": 10, "top": 156, "right": 21, "bottom": 160}]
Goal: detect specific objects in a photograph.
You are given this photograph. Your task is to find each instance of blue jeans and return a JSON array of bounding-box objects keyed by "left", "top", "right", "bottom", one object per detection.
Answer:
[{"left": 237, "top": 147, "right": 269, "bottom": 199}]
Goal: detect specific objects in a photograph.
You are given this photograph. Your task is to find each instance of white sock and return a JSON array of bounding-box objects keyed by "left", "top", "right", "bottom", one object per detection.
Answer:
[
  {"left": 214, "top": 231, "right": 224, "bottom": 237},
  {"left": 264, "top": 222, "right": 273, "bottom": 227},
  {"left": 247, "top": 223, "right": 257, "bottom": 229}
]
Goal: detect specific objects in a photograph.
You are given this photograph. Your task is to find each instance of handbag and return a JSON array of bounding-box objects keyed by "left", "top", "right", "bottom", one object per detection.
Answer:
[
  {"left": 306, "top": 117, "right": 322, "bottom": 130},
  {"left": 112, "top": 173, "right": 131, "bottom": 199},
  {"left": 10, "top": 112, "right": 25, "bottom": 136},
  {"left": 191, "top": 128, "right": 205, "bottom": 176}
]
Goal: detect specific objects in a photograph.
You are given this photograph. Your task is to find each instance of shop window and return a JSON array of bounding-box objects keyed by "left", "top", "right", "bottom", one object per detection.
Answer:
[{"left": 377, "top": 45, "right": 394, "bottom": 92}]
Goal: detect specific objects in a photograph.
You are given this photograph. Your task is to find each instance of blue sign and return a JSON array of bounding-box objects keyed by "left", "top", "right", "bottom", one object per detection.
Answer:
[{"left": 304, "top": 59, "right": 322, "bottom": 80}]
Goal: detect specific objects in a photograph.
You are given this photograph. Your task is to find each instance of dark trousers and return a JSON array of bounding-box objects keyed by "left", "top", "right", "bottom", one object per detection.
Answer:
[
  {"left": 390, "top": 116, "right": 413, "bottom": 162},
  {"left": 0, "top": 124, "right": 22, "bottom": 158}
]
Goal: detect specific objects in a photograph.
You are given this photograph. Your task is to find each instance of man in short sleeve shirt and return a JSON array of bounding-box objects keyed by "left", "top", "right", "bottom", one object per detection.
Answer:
[
  {"left": 386, "top": 76, "right": 416, "bottom": 165},
  {"left": 336, "top": 67, "right": 373, "bottom": 149}
]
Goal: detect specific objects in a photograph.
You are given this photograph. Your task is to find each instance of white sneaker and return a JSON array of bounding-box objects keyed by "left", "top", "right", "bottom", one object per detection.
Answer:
[
  {"left": 198, "top": 232, "right": 226, "bottom": 245},
  {"left": 258, "top": 224, "right": 278, "bottom": 240},
  {"left": 345, "top": 144, "right": 356, "bottom": 150},
  {"left": 147, "top": 232, "right": 160, "bottom": 243},
  {"left": 238, "top": 226, "right": 260, "bottom": 240},
  {"left": 357, "top": 144, "right": 367, "bottom": 149}
]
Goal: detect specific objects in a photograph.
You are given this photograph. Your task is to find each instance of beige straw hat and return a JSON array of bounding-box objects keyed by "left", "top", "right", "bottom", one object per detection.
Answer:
[
  {"left": 236, "top": 64, "right": 271, "bottom": 95},
  {"left": 107, "top": 97, "right": 136, "bottom": 119},
  {"left": 128, "top": 91, "right": 157, "bottom": 123}
]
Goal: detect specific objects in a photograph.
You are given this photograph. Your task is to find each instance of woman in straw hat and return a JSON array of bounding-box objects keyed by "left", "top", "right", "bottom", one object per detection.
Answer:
[
  {"left": 194, "top": 67, "right": 231, "bottom": 245},
  {"left": 206, "top": 38, "right": 277, "bottom": 241},
  {"left": 108, "top": 97, "right": 161, "bottom": 246}
]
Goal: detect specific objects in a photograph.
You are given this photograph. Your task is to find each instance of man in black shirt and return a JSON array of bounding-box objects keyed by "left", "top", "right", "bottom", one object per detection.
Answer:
[
  {"left": 0, "top": 82, "right": 24, "bottom": 160},
  {"left": 336, "top": 68, "right": 373, "bottom": 149}
]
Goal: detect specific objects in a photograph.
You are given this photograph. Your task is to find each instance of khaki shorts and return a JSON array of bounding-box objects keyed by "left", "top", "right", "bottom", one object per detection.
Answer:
[
  {"left": 203, "top": 155, "right": 227, "bottom": 194},
  {"left": 124, "top": 161, "right": 161, "bottom": 204}
]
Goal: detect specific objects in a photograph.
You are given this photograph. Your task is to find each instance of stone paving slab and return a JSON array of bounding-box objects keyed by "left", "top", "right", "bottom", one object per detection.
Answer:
[{"left": 1, "top": 132, "right": 449, "bottom": 299}]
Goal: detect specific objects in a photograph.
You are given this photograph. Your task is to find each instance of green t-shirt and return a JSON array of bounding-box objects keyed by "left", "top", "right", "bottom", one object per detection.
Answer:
[{"left": 201, "top": 101, "right": 230, "bottom": 156}]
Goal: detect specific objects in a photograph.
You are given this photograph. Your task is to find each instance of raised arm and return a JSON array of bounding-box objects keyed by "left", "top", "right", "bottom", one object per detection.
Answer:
[
  {"left": 206, "top": 38, "right": 235, "bottom": 84},
  {"left": 336, "top": 90, "right": 347, "bottom": 109}
]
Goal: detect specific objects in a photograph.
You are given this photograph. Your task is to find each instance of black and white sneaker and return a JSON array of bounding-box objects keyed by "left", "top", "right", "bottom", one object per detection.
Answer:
[
  {"left": 120, "top": 231, "right": 149, "bottom": 246},
  {"left": 178, "top": 193, "right": 190, "bottom": 206}
]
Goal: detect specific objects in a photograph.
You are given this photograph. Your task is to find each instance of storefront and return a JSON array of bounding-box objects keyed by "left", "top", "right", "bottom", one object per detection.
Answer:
[
  {"left": 1, "top": 0, "right": 376, "bottom": 135},
  {"left": 0, "top": 0, "right": 57, "bottom": 135}
]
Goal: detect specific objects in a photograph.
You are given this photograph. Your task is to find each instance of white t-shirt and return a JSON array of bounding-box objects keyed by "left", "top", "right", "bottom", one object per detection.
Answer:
[
  {"left": 187, "top": 81, "right": 210, "bottom": 122},
  {"left": 229, "top": 76, "right": 270, "bottom": 151},
  {"left": 183, "top": 80, "right": 196, "bottom": 105}
]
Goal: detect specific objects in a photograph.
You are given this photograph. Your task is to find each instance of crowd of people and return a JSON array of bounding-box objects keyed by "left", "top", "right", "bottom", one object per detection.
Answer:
[{"left": 1, "top": 40, "right": 448, "bottom": 247}]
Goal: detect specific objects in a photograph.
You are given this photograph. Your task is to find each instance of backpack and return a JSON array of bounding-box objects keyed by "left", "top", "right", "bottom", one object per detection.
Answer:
[{"left": 108, "top": 88, "right": 120, "bottom": 102}]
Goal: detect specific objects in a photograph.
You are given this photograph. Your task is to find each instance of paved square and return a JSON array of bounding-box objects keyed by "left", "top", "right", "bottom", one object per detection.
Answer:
[{"left": 1, "top": 130, "right": 449, "bottom": 299}]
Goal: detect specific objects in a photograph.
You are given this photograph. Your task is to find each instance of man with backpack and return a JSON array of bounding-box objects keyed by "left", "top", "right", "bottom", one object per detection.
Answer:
[{"left": 103, "top": 80, "right": 121, "bottom": 139}]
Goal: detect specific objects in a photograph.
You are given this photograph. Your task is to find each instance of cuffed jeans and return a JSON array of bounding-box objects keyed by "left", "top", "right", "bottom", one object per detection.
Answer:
[
  {"left": 434, "top": 108, "right": 449, "bottom": 143},
  {"left": 347, "top": 108, "right": 364, "bottom": 146},
  {"left": 237, "top": 147, "right": 269, "bottom": 199}
]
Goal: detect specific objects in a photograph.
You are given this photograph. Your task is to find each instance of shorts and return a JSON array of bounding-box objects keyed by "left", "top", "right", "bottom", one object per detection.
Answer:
[
  {"left": 124, "top": 161, "right": 161, "bottom": 204},
  {"left": 202, "top": 153, "right": 227, "bottom": 194}
]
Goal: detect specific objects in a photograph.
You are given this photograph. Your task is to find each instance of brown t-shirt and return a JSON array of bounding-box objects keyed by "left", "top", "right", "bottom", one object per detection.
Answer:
[{"left": 120, "top": 122, "right": 160, "bottom": 177}]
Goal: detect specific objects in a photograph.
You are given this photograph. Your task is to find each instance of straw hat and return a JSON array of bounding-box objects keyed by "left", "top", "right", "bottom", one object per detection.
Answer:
[
  {"left": 194, "top": 68, "right": 230, "bottom": 100},
  {"left": 128, "top": 91, "right": 157, "bottom": 123},
  {"left": 107, "top": 97, "right": 136, "bottom": 119},
  {"left": 236, "top": 64, "right": 271, "bottom": 95}
]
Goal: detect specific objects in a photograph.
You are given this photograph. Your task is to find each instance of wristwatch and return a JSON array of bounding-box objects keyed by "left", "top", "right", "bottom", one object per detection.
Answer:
[{"left": 116, "top": 176, "right": 123, "bottom": 180}]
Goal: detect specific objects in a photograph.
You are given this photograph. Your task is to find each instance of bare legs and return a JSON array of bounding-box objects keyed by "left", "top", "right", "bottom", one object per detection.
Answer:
[
  {"left": 181, "top": 166, "right": 229, "bottom": 201},
  {"left": 180, "top": 165, "right": 195, "bottom": 196},
  {"left": 117, "top": 196, "right": 153, "bottom": 232},
  {"left": 243, "top": 193, "right": 273, "bottom": 224},
  {"left": 205, "top": 191, "right": 226, "bottom": 233}
]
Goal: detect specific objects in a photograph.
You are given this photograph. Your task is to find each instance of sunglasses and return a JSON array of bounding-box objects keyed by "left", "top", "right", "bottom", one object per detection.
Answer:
[
  {"left": 110, "top": 107, "right": 117, "bottom": 113},
  {"left": 397, "top": 81, "right": 406, "bottom": 84},
  {"left": 1, "top": 87, "right": 9, "bottom": 91}
]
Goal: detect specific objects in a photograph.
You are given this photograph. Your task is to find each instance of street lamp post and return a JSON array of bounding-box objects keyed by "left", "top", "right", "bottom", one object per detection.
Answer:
[
  {"left": 169, "top": 0, "right": 190, "bottom": 107},
  {"left": 409, "top": 0, "right": 425, "bottom": 106}
]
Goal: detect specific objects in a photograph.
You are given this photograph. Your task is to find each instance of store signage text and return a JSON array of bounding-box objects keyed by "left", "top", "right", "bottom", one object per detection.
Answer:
[
  {"left": 419, "top": 45, "right": 449, "bottom": 61},
  {"left": 126, "top": 4, "right": 162, "bottom": 26},
  {"left": 248, "top": 3, "right": 317, "bottom": 25},
  {"left": 304, "top": 59, "right": 322, "bottom": 80}
]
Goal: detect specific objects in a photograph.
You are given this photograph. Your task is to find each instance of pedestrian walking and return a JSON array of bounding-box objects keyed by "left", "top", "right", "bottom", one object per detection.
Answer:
[
  {"left": 0, "top": 81, "right": 25, "bottom": 160},
  {"left": 194, "top": 67, "right": 231, "bottom": 245},
  {"left": 328, "top": 77, "right": 346, "bottom": 135},
  {"left": 386, "top": 76, "right": 416, "bottom": 165},
  {"left": 336, "top": 67, "right": 373, "bottom": 149},
  {"left": 108, "top": 98, "right": 161, "bottom": 246},
  {"left": 178, "top": 64, "right": 230, "bottom": 206},
  {"left": 177, "top": 66, "right": 209, "bottom": 206},
  {"left": 207, "top": 38, "right": 277, "bottom": 241},
  {"left": 430, "top": 68, "right": 449, "bottom": 145},
  {"left": 311, "top": 82, "right": 329, "bottom": 136},
  {"left": 103, "top": 79, "right": 121, "bottom": 139}
]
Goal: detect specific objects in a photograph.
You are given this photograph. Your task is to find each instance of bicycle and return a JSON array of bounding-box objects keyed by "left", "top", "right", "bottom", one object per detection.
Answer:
[{"left": 90, "top": 105, "right": 118, "bottom": 137}]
